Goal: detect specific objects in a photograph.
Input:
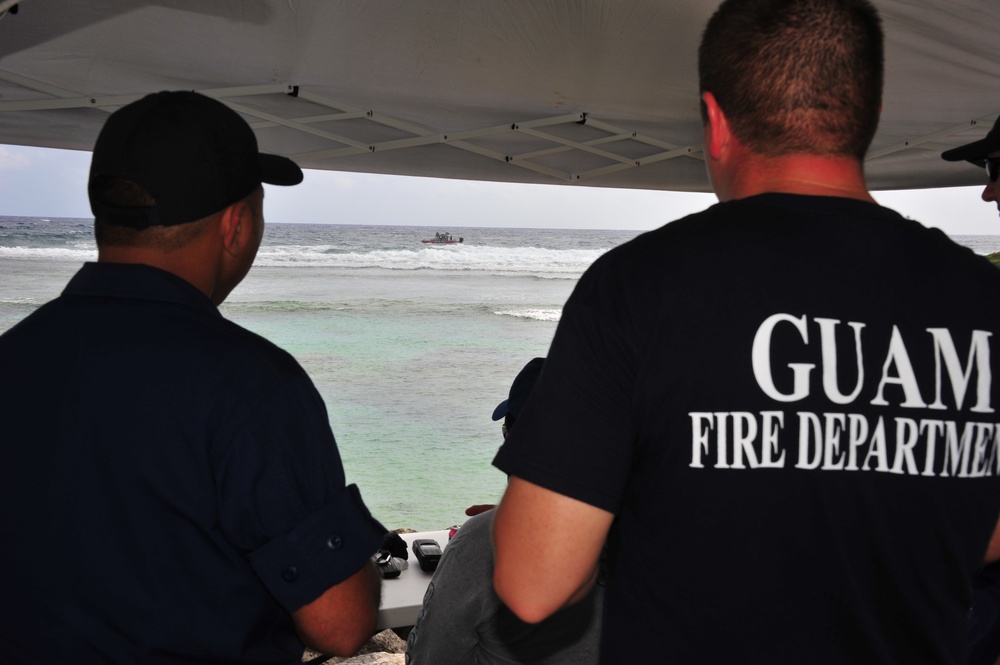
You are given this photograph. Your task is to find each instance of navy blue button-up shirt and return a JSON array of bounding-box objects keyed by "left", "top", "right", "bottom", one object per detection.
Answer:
[{"left": 0, "top": 262, "right": 385, "bottom": 664}]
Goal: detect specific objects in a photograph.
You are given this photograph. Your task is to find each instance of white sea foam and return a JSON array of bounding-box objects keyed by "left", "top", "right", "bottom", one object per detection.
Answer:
[
  {"left": 0, "top": 241, "right": 605, "bottom": 278},
  {"left": 0, "top": 246, "right": 96, "bottom": 261},
  {"left": 493, "top": 308, "right": 562, "bottom": 322},
  {"left": 253, "top": 244, "right": 604, "bottom": 276}
]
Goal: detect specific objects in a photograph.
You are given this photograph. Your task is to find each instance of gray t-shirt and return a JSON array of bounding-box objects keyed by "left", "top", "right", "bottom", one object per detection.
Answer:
[{"left": 406, "top": 511, "right": 602, "bottom": 665}]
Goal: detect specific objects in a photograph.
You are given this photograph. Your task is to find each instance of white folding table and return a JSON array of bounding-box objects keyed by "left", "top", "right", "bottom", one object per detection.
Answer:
[{"left": 376, "top": 529, "right": 452, "bottom": 630}]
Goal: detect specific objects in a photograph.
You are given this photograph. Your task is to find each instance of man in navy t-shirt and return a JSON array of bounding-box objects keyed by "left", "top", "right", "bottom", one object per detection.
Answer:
[
  {"left": 943, "top": 115, "right": 1000, "bottom": 665},
  {"left": 492, "top": 1, "right": 1000, "bottom": 663}
]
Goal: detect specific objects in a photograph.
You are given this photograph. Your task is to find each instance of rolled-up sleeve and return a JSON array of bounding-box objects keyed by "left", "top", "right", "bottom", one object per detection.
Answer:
[
  {"left": 213, "top": 361, "right": 386, "bottom": 612},
  {"left": 248, "top": 484, "right": 385, "bottom": 611}
]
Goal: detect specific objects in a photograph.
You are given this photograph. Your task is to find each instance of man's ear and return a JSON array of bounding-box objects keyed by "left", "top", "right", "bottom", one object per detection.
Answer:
[
  {"left": 218, "top": 200, "right": 248, "bottom": 257},
  {"left": 701, "top": 91, "right": 731, "bottom": 161}
]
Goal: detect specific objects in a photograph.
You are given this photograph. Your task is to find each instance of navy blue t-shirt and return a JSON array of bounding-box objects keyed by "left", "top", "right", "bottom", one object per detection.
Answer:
[
  {"left": 0, "top": 262, "right": 385, "bottom": 664},
  {"left": 494, "top": 194, "right": 1000, "bottom": 664}
]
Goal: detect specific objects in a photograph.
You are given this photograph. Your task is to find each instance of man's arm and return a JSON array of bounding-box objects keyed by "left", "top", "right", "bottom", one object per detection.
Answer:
[
  {"left": 492, "top": 476, "right": 614, "bottom": 624},
  {"left": 291, "top": 559, "right": 382, "bottom": 656}
]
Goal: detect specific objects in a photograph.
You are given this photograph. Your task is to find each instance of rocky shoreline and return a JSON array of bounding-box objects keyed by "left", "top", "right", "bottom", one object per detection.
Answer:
[{"left": 303, "top": 628, "right": 408, "bottom": 665}]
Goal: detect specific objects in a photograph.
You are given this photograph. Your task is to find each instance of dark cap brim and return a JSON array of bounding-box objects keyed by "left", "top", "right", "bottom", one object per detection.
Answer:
[
  {"left": 941, "top": 116, "right": 1000, "bottom": 164},
  {"left": 941, "top": 137, "right": 993, "bottom": 163},
  {"left": 260, "top": 153, "right": 303, "bottom": 186}
]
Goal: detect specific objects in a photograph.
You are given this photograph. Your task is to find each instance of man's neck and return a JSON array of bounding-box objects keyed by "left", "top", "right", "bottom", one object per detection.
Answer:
[
  {"left": 98, "top": 241, "right": 221, "bottom": 304},
  {"left": 722, "top": 153, "right": 876, "bottom": 204}
]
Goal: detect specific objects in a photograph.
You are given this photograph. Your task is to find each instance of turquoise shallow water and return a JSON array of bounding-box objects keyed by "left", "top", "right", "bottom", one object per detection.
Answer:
[
  {"left": 221, "top": 275, "right": 569, "bottom": 529},
  {"left": 1, "top": 216, "right": 998, "bottom": 529}
]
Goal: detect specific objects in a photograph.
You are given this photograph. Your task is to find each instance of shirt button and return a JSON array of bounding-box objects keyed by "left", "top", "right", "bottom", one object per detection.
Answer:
[
  {"left": 281, "top": 566, "right": 298, "bottom": 582},
  {"left": 327, "top": 535, "right": 343, "bottom": 550}
]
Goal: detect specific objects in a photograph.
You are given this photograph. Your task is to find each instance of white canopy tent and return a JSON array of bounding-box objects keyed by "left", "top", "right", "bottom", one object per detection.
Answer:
[{"left": 0, "top": 0, "right": 996, "bottom": 193}]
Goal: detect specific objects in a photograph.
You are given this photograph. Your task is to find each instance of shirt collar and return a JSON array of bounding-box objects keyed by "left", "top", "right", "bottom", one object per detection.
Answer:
[{"left": 62, "top": 262, "right": 221, "bottom": 317}]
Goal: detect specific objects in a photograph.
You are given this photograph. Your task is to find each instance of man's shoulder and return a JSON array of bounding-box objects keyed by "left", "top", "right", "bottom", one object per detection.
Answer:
[
  {"left": 595, "top": 197, "right": 760, "bottom": 260},
  {"left": 68, "top": 262, "right": 308, "bottom": 379},
  {"left": 592, "top": 192, "right": 975, "bottom": 269},
  {"left": 577, "top": 201, "right": 739, "bottom": 284},
  {"left": 201, "top": 316, "right": 311, "bottom": 390}
]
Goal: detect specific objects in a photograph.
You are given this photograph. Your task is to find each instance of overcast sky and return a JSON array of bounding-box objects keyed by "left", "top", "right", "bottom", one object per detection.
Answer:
[{"left": 1, "top": 143, "right": 997, "bottom": 235}]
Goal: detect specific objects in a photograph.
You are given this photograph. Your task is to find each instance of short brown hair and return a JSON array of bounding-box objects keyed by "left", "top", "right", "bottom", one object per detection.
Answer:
[{"left": 698, "top": 0, "right": 883, "bottom": 160}]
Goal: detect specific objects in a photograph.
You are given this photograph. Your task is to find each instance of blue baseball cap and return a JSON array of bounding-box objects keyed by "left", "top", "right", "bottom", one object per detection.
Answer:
[{"left": 492, "top": 357, "right": 545, "bottom": 421}]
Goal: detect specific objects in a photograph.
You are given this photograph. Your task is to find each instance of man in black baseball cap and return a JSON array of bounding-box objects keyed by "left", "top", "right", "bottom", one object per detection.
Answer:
[
  {"left": 942, "top": 115, "right": 1000, "bottom": 216},
  {"left": 89, "top": 90, "right": 302, "bottom": 230},
  {"left": 0, "top": 91, "right": 387, "bottom": 663},
  {"left": 944, "top": 114, "right": 1000, "bottom": 665}
]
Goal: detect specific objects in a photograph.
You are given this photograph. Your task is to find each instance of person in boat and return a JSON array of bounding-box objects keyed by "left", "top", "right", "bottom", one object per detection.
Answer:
[
  {"left": 0, "top": 91, "right": 385, "bottom": 664},
  {"left": 491, "top": 1, "right": 1000, "bottom": 663},
  {"left": 942, "top": 116, "right": 1000, "bottom": 665},
  {"left": 406, "top": 358, "right": 602, "bottom": 665}
]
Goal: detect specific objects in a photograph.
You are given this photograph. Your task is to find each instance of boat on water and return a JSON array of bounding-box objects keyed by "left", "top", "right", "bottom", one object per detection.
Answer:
[{"left": 422, "top": 232, "right": 463, "bottom": 244}]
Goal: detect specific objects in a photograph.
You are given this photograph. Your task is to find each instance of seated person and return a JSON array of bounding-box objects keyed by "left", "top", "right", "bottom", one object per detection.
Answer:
[{"left": 405, "top": 358, "right": 602, "bottom": 665}]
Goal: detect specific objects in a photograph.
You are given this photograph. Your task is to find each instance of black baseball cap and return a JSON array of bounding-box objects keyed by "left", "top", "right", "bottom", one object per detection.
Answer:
[
  {"left": 941, "top": 115, "right": 1000, "bottom": 166},
  {"left": 492, "top": 357, "right": 545, "bottom": 421},
  {"left": 88, "top": 91, "right": 303, "bottom": 228}
]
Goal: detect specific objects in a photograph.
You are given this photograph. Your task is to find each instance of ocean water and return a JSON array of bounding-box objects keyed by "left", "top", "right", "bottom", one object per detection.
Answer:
[
  {"left": 1, "top": 216, "right": 998, "bottom": 530},
  {"left": 0, "top": 217, "right": 637, "bottom": 531}
]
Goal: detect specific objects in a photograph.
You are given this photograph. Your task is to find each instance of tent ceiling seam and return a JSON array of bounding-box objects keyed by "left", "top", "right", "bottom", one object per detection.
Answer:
[
  {"left": 866, "top": 115, "right": 997, "bottom": 161},
  {"left": 0, "top": 72, "right": 984, "bottom": 189}
]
